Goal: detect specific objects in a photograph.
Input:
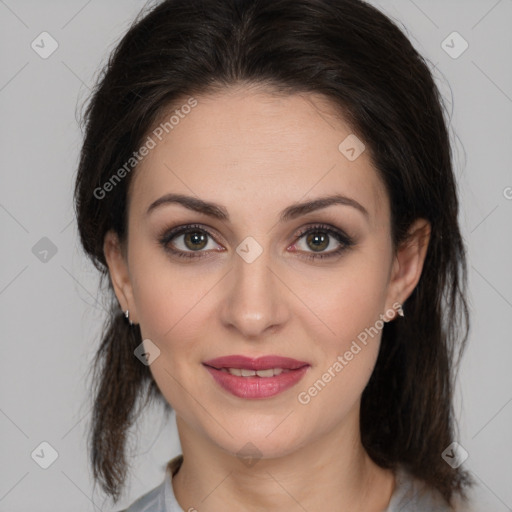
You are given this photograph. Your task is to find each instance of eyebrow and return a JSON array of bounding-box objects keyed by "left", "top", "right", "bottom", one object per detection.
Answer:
[{"left": 146, "top": 193, "right": 369, "bottom": 222}]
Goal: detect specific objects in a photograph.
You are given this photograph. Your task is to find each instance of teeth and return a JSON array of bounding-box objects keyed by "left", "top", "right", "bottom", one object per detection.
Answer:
[
  {"left": 255, "top": 368, "right": 274, "bottom": 377},
  {"left": 222, "top": 367, "right": 287, "bottom": 377}
]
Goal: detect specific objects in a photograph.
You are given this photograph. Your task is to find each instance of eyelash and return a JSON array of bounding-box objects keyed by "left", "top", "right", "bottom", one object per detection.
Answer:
[{"left": 158, "top": 223, "right": 355, "bottom": 262}]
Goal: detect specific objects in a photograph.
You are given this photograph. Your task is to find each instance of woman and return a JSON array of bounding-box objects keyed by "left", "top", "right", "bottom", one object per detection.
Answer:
[{"left": 74, "top": 0, "right": 475, "bottom": 510}]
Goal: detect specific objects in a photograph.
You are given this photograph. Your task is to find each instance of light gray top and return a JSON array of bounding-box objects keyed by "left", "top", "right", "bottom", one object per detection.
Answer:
[{"left": 119, "top": 455, "right": 468, "bottom": 511}]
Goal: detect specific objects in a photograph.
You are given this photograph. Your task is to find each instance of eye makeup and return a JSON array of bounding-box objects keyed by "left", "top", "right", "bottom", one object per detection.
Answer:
[{"left": 157, "top": 222, "right": 356, "bottom": 262}]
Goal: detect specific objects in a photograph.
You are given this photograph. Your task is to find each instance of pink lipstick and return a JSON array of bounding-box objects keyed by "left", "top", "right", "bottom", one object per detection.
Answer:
[{"left": 203, "top": 355, "right": 310, "bottom": 399}]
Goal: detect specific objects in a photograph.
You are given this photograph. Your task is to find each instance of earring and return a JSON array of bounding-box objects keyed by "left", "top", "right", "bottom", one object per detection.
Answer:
[
  {"left": 124, "top": 309, "right": 133, "bottom": 326},
  {"left": 384, "top": 302, "right": 405, "bottom": 323}
]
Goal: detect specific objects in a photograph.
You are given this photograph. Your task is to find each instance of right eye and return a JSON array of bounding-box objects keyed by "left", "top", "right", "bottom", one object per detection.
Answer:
[{"left": 158, "top": 224, "right": 224, "bottom": 259}]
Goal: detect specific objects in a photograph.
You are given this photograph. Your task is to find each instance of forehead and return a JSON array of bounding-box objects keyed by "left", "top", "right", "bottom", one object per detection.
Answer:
[{"left": 129, "top": 85, "right": 389, "bottom": 229}]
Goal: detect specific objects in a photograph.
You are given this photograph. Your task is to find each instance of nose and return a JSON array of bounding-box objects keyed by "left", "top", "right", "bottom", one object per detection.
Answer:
[{"left": 219, "top": 241, "right": 291, "bottom": 340}]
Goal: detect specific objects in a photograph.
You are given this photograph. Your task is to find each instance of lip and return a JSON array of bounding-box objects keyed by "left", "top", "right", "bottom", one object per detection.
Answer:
[
  {"left": 203, "top": 355, "right": 309, "bottom": 371},
  {"left": 202, "top": 355, "right": 310, "bottom": 399}
]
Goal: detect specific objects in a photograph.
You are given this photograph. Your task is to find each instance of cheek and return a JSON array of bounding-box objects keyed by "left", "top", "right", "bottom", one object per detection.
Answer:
[
  {"left": 128, "top": 249, "right": 212, "bottom": 416},
  {"left": 133, "top": 274, "right": 203, "bottom": 343},
  {"left": 294, "top": 251, "right": 391, "bottom": 406},
  {"left": 129, "top": 239, "right": 214, "bottom": 343},
  {"left": 299, "top": 253, "right": 391, "bottom": 350}
]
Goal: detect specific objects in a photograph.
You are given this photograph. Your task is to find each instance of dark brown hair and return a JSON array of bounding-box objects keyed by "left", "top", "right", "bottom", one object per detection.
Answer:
[{"left": 74, "top": 0, "right": 473, "bottom": 506}]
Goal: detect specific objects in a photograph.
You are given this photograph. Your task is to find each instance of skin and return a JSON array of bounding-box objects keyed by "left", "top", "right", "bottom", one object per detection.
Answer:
[{"left": 104, "top": 83, "right": 431, "bottom": 511}]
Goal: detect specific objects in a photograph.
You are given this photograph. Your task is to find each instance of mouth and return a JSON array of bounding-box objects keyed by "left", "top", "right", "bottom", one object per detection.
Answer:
[{"left": 202, "top": 355, "right": 310, "bottom": 399}]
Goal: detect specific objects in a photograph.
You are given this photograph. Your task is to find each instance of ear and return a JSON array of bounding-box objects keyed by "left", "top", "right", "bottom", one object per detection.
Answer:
[
  {"left": 103, "top": 230, "right": 138, "bottom": 323},
  {"left": 386, "top": 218, "right": 431, "bottom": 319}
]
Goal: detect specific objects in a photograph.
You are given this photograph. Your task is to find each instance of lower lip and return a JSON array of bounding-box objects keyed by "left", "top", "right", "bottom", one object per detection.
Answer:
[{"left": 204, "top": 365, "right": 310, "bottom": 399}]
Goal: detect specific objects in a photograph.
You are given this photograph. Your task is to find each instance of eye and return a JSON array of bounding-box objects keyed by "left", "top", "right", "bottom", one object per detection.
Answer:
[
  {"left": 158, "top": 224, "right": 223, "bottom": 259},
  {"left": 291, "top": 224, "right": 355, "bottom": 261},
  {"left": 158, "top": 222, "right": 355, "bottom": 261}
]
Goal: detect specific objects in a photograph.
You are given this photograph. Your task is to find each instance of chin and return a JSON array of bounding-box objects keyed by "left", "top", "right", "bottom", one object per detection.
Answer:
[{"left": 204, "top": 414, "right": 310, "bottom": 462}]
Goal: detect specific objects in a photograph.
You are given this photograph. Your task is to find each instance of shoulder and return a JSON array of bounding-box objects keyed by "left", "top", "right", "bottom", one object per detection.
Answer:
[
  {"left": 117, "top": 479, "right": 167, "bottom": 512},
  {"left": 116, "top": 455, "right": 184, "bottom": 512},
  {"left": 386, "top": 465, "right": 474, "bottom": 512}
]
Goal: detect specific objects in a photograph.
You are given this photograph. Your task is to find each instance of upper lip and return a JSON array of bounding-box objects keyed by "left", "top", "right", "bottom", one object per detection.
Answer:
[{"left": 203, "top": 355, "right": 310, "bottom": 371}]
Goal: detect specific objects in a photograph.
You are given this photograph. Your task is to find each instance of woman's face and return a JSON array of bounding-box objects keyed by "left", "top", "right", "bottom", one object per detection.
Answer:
[{"left": 106, "top": 85, "right": 418, "bottom": 460}]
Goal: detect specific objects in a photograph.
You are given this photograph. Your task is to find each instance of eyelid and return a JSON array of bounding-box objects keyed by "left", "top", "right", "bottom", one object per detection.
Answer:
[
  {"left": 293, "top": 223, "right": 353, "bottom": 244},
  {"left": 290, "top": 223, "right": 355, "bottom": 258},
  {"left": 158, "top": 222, "right": 354, "bottom": 260},
  {"left": 158, "top": 223, "right": 224, "bottom": 251}
]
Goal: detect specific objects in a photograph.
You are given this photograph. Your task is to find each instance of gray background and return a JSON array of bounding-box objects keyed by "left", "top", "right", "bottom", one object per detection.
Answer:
[{"left": 0, "top": 0, "right": 511, "bottom": 510}]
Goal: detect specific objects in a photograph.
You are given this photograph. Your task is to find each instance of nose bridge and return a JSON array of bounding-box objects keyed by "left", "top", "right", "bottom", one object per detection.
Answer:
[{"left": 220, "top": 237, "right": 288, "bottom": 337}]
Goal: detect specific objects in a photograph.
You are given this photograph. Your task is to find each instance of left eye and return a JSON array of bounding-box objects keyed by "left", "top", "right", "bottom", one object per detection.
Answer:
[
  {"left": 295, "top": 229, "right": 341, "bottom": 253},
  {"left": 291, "top": 225, "right": 354, "bottom": 260}
]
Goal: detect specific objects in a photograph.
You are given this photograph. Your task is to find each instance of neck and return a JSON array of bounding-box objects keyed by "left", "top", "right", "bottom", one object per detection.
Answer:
[{"left": 172, "top": 411, "right": 396, "bottom": 512}]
